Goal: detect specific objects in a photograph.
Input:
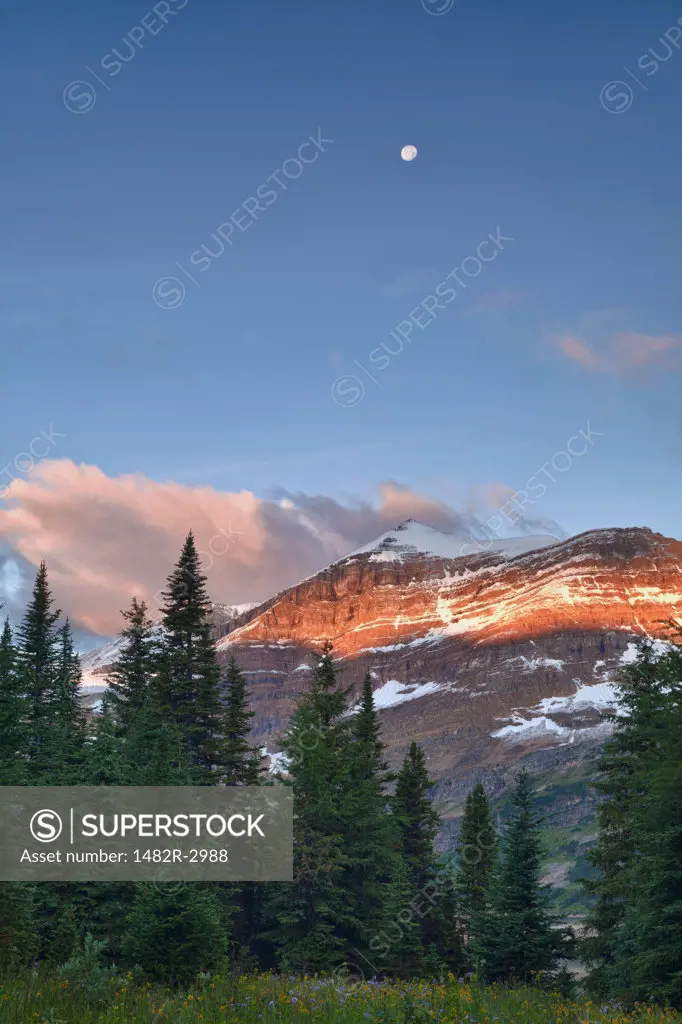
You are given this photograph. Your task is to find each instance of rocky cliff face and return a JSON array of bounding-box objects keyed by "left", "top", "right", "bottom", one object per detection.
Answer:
[{"left": 216, "top": 522, "right": 682, "bottom": 821}]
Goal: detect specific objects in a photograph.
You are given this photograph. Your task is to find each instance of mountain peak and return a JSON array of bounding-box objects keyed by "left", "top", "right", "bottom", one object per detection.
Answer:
[{"left": 347, "top": 519, "right": 558, "bottom": 564}]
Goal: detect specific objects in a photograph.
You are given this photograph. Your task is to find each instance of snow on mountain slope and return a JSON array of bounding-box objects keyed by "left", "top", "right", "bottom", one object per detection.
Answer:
[{"left": 347, "top": 519, "right": 558, "bottom": 563}]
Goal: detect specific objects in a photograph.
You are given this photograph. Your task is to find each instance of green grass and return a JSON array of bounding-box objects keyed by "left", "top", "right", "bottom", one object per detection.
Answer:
[{"left": 1, "top": 972, "right": 681, "bottom": 1023}]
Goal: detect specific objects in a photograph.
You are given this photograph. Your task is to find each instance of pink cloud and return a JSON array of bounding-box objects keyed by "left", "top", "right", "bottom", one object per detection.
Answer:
[
  {"left": 0, "top": 462, "right": 486, "bottom": 635},
  {"left": 610, "top": 332, "right": 682, "bottom": 369},
  {"left": 555, "top": 332, "right": 604, "bottom": 371},
  {"left": 555, "top": 329, "right": 682, "bottom": 376}
]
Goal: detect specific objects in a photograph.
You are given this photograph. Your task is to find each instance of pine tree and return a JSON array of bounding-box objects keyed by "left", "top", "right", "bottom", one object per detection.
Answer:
[
  {"left": 456, "top": 783, "right": 497, "bottom": 940},
  {"left": 36, "top": 885, "right": 82, "bottom": 966},
  {"left": 584, "top": 627, "right": 682, "bottom": 1004},
  {"left": 48, "top": 620, "right": 86, "bottom": 784},
  {"left": 0, "top": 618, "right": 27, "bottom": 784},
  {"left": 0, "top": 883, "right": 38, "bottom": 970},
  {"left": 16, "top": 577, "right": 89, "bottom": 964},
  {"left": 0, "top": 640, "right": 38, "bottom": 966},
  {"left": 156, "top": 533, "right": 223, "bottom": 782},
  {"left": 17, "top": 562, "right": 60, "bottom": 782},
  {"left": 583, "top": 633, "right": 679, "bottom": 996},
  {"left": 123, "top": 883, "right": 228, "bottom": 986},
  {"left": 429, "top": 870, "right": 466, "bottom": 975},
  {"left": 220, "top": 656, "right": 260, "bottom": 785},
  {"left": 473, "top": 769, "right": 571, "bottom": 985},
  {"left": 107, "top": 597, "right": 158, "bottom": 735},
  {"left": 85, "top": 694, "right": 131, "bottom": 785},
  {"left": 373, "top": 854, "right": 424, "bottom": 978},
  {"left": 391, "top": 741, "right": 459, "bottom": 970},
  {"left": 216, "top": 656, "right": 262, "bottom": 964},
  {"left": 392, "top": 741, "right": 440, "bottom": 893},
  {"left": 269, "top": 644, "right": 358, "bottom": 972},
  {"left": 126, "top": 695, "right": 193, "bottom": 786},
  {"left": 343, "top": 673, "right": 396, "bottom": 956}
]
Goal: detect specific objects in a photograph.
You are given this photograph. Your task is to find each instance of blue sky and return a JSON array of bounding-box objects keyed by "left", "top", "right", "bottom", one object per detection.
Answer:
[{"left": 1, "top": 0, "right": 681, "bottom": 571}]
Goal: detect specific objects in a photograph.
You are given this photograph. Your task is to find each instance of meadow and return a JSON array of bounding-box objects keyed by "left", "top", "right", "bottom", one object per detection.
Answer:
[{"left": 1, "top": 972, "right": 680, "bottom": 1024}]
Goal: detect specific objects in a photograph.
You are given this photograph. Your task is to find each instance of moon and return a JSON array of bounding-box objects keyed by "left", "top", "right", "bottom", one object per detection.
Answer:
[{"left": 401, "top": 145, "right": 418, "bottom": 162}]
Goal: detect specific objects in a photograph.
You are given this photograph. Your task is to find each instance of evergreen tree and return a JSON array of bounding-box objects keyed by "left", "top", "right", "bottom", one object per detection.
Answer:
[
  {"left": 373, "top": 854, "right": 424, "bottom": 978},
  {"left": 217, "top": 656, "right": 263, "bottom": 964},
  {"left": 353, "top": 672, "right": 392, "bottom": 784},
  {"left": 269, "top": 644, "right": 358, "bottom": 972},
  {"left": 126, "top": 694, "right": 193, "bottom": 786},
  {"left": 123, "top": 883, "right": 228, "bottom": 986},
  {"left": 429, "top": 870, "right": 466, "bottom": 975},
  {"left": 48, "top": 620, "right": 86, "bottom": 784},
  {"left": 81, "top": 695, "right": 137, "bottom": 963},
  {"left": 220, "top": 656, "right": 260, "bottom": 785},
  {"left": 85, "top": 694, "right": 131, "bottom": 785},
  {"left": 35, "top": 885, "right": 82, "bottom": 966},
  {"left": 473, "top": 769, "right": 571, "bottom": 985},
  {"left": 157, "top": 533, "right": 223, "bottom": 782},
  {"left": 0, "top": 883, "right": 37, "bottom": 971},
  {"left": 343, "top": 673, "right": 396, "bottom": 956},
  {"left": 16, "top": 562, "right": 60, "bottom": 781},
  {"left": 0, "top": 617, "right": 27, "bottom": 784},
  {"left": 391, "top": 741, "right": 453, "bottom": 965},
  {"left": 456, "top": 783, "right": 497, "bottom": 939},
  {"left": 584, "top": 628, "right": 682, "bottom": 1004},
  {"left": 392, "top": 741, "right": 440, "bottom": 893},
  {"left": 107, "top": 597, "right": 158, "bottom": 735}
]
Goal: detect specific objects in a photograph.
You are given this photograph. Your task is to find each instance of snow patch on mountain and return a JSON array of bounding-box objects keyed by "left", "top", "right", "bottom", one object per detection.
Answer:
[
  {"left": 492, "top": 716, "right": 569, "bottom": 742},
  {"left": 535, "top": 681, "right": 622, "bottom": 714},
  {"left": 620, "top": 639, "right": 672, "bottom": 664},
  {"left": 260, "top": 748, "right": 291, "bottom": 775},
  {"left": 348, "top": 520, "right": 558, "bottom": 565},
  {"left": 348, "top": 679, "right": 444, "bottom": 714},
  {"left": 507, "top": 655, "right": 565, "bottom": 672},
  {"left": 492, "top": 715, "right": 612, "bottom": 745},
  {"left": 491, "top": 677, "right": 627, "bottom": 744}
]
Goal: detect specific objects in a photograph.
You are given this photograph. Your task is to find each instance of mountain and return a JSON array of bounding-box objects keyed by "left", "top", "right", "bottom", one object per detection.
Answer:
[
  {"left": 214, "top": 520, "right": 682, "bottom": 894},
  {"left": 78, "top": 520, "right": 682, "bottom": 905}
]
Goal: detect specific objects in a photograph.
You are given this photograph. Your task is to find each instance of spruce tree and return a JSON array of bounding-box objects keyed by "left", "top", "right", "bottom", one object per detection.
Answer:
[
  {"left": 583, "top": 634, "right": 678, "bottom": 996},
  {"left": 107, "top": 597, "right": 158, "bottom": 735},
  {"left": 123, "top": 883, "right": 228, "bottom": 986},
  {"left": 584, "top": 628, "right": 682, "bottom": 1004},
  {"left": 343, "top": 673, "right": 396, "bottom": 956},
  {"left": 429, "top": 870, "right": 466, "bottom": 975},
  {"left": 85, "top": 694, "right": 131, "bottom": 785},
  {"left": 0, "top": 618, "right": 26, "bottom": 784},
  {"left": 456, "top": 783, "right": 497, "bottom": 939},
  {"left": 392, "top": 741, "right": 440, "bottom": 893},
  {"left": 473, "top": 769, "right": 571, "bottom": 985},
  {"left": 391, "top": 741, "right": 455, "bottom": 968},
  {"left": 17, "top": 562, "right": 60, "bottom": 782},
  {"left": 48, "top": 620, "right": 86, "bottom": 784},
  {"left": 157, "top": 533, "right": 223, "bottom": 782},
  {"left": 0, "top": 883, "right": 38, "bottom": 970},
  {"left": 374, "top": 854, "right": 424, "bottom": 978},
  {"left": 221, "top": 656, "right": 260, "bottom": 785},
  {"left": 126, "top": 695, "right": 193, "bottom": 786},
  {"left": 218, "top": 656, "right": 262, "bottom": 964},
  {"left": 269, "top": 643, "right": 358, "bottom": 972}
]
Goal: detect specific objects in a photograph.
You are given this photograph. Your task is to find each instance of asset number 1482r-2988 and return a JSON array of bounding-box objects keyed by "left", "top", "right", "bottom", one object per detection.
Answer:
[{"left": 132, "top": 849, "right": 230, "bottom": 863}]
